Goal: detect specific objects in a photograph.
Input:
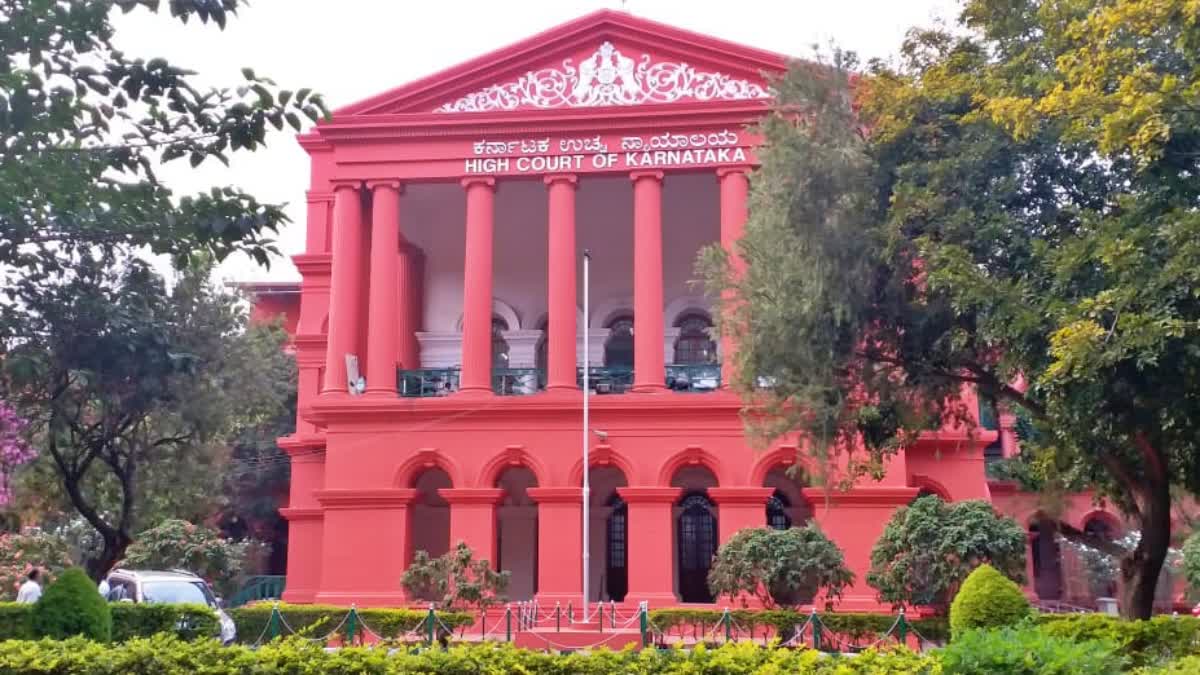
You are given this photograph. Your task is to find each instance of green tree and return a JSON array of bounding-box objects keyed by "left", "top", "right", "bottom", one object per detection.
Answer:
[
  {"left": 707, "top": 525, "right": 854, "bottom": 608},
  {"left": 703, "top": 1, "right": 1200, "bottom": 618},
  {"left": 122, "top": 519, "right": 257, "bottom": 597},
  {"left": 401, "top": 542, "right": 510, "bottom": 611},
  {"left": 867, "top": 496, "right": 1026, "bottom": 611},
  {"left": 0, "top": 0, "right": 326, "bottom": 314},
  {"left": 1182, "top": 531, "right": 1200, "bottom": 597},
  {"left": 2, "top": 259, "right": 294, "bottom": 580}
]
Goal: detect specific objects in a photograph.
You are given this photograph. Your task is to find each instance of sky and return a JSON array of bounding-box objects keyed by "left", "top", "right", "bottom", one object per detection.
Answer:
[{"left": 111, "top": 0, "right": 960, "bottom": 283}]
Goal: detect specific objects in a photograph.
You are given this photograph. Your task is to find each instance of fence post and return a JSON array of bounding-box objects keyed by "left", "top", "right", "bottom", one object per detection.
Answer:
[
  {"left": 567, "top": 601, "right": 574, "bottom": 624},
  {"left": 639, "top": 601, "right": 649, "bottom": 648},
  {"left": 268, "top": 602, "right": 281, "bottom": 641},
  {"left": 555, "top": 602, "right": 561, "bottom": 632},
  {"left": 897, "top": 607, "right": 908, "bottom": 646},
  {"left": 505, "top": 604, "right": 512, "bottom": 642},
  {"left": 426, "top": 603, "right": 436, "bottom": 646},
  {"left": 610, "top": 600, "right": 616, "bottom": 631},
  {"left": 346, "top": 604, "right": 358, "bottom": 645},
  {"left": 810, "top": 608, "right": 822, "bottom": 651},
  {"left": 723, "top": 607, "right": 731, "bottom": 643}
]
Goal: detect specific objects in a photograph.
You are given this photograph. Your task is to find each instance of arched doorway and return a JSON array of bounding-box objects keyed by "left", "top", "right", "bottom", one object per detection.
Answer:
[
  {"left": 496, "top": 467, "right": 538, "bottom": 601},
  {"left": 1030, "top": 518, "right": 1064, "bottom": 600},
  {"left": 585, "top": 466, "right": 628, "bottom": 602},
  {"left": 671, "top": 465, "right": 718, "bottom": 603},
  {"left": 604, "top": 315, "right": 634, "bottom": 368},
  {"left": 409, "top": 468, "right": 451, "bottom": 561},
  {"left": 672, "top": 312, "right": 716, "bottom": 365}
]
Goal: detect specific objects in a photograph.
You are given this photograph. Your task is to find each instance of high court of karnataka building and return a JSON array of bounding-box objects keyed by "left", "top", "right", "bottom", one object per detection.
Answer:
[{"left": 247, "top": 10, "right": 1178, "bottom": 612}]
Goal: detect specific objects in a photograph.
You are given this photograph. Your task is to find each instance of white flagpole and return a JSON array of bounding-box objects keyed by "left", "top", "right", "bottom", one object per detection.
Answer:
[{"left": 582, "top": 249, "right": 591, "bottom": 620}]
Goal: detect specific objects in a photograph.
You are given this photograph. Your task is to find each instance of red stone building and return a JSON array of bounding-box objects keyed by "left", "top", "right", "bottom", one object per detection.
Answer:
[{"left": 250, "top": 10, "right": 1178, "bottom": 612}]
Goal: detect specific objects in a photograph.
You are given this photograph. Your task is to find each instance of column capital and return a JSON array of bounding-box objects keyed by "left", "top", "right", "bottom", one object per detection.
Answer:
[
  {"left": 329, "top": 178, "right": 363, "bottom": 191},
  {"left": 708, "top": 487, "right": 774, "bottom": 506},
  {"left": 617, "top": 486, "right": 682, "bottom": 504},
  {"left": 313, "top": 488, "right": 417, "bottom": 510},
  {"left": 461, "top": 176, "right": 496, "bottom": 190},
  {"left": 365, "top": 178, "right": 403, "bottom": 192},
  {"left": 630, "top": 170, "right": 664, "bottom": 183},
  {"left": 438, "top": 487, "right": 505, "bottom": 505},
  {"left": 527, "top": 487, "right": 582, "bottom": 504},
  {"left": 716, "top": 165, "right": 754, "bottom": 179},
  {"left": 544, "top": 173, "right": 578, "bottom": 187}
]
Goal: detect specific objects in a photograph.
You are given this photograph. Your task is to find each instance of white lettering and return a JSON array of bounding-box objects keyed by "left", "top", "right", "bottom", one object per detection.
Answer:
[{"left": 733, "top": 148, "right": 747, "bottom": 162}]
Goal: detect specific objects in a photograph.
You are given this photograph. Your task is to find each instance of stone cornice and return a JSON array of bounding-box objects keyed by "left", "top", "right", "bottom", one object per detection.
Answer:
[
  {"left": 314, "top": 488, "right": 417, "bottom": 510},
  {"left": 708, "top": 487, "right": 774, "bottom": 506},
  {"left": 438, "top": 488, "right": 505, "bottom": 505},
  {"left": 292, "top": 253, "right": 332, "bottom": 277},
  {"left": 618, "top": 487, "right": 682, "bottom": 504},
  {"left": 279, "top": 507, "right": 324, "bottom": 521},
  {"left": 800, "top": 486, "right": 920, "bottom": 509},
  {"left": 277, "top": 433, "right": 326, "bottom": 459}
]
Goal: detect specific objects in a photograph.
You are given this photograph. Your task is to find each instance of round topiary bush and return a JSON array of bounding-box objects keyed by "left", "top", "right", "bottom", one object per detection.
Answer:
[
  {"left": 949, "top": 563, "right": 1031, "bottom": 639},
  {"left": 31, "top": 567, "right": 112, "bottom": 642}
]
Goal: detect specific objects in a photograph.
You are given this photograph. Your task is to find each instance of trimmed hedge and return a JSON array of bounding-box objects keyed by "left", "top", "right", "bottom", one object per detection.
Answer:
[
  {"left": 949, "top": 564, "right": 1031, "bottom": 639},
  {"left": 1037, "top": 613, "right": 1200, "bottom": 669},
  {"left": 30, "top": 568, "right": 112, "bottom": 642},
  {"left": 0, "top": 634, "right": 940, "bottom": 674},
  {"left": 648, "top": 608, "right": 950, "bottom": 646},
  {"left": 227, "top": 603, "right": 475, "bottom": 644},
  {"left": 0, "top": 601, "right": 219, "bottom": 641}
]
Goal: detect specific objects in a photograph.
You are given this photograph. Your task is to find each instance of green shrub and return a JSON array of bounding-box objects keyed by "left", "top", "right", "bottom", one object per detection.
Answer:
[
  {"left": 30, "top": 568, "right": 111, "bottom": 642},
  {"left": 949, "top": 564, "right": 1031, "bottom": 639},
  {"left": 1038, "top": 614, "right": 1200, "bottom": 669},
  {"left": 939, "top": 625, "right": 1124, "bottom": 674},
  {"left": 1144, "top": 655, "right": 1200, "bottom": 674},
  {"left": 1183, "top": 531, "right": 1200, "bottom": 598},
  {"left": 707, "top": 525, "right": 855, "bottom": 607},
  {"left": 228, "top": 603, "right": 474, "bottom": 644},
  {"left": 0, "top": 634, "right": 941, "bottom": 674},
  {"left": 0, "top": 602, "right": 32, "bottom": 639},
  {"left": 109, "top": 602, "right": 219, "bottom": 641}
]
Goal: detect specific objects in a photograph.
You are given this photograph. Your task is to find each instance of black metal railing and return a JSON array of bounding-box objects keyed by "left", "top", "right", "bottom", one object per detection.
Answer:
[
  {"left": 665, "top": 364, "right": 721, "bottom": 392},
  {"left": 492, "top": 368, "right": 544, "bottom": 395},
  {"left": 579, "top": 366, "right": 635, "bottom": 394},
  {"left": 398, "top": 368, "right": 461, "bottom": 397}
]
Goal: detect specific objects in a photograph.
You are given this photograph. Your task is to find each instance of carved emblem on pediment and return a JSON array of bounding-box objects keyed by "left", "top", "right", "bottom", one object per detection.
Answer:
[{"left": 434, "top": 41, "right": 770, "bottom": 112}]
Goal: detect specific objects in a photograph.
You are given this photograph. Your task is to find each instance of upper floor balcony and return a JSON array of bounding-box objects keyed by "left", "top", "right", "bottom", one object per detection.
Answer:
[{"left": 398, "top": 363, "right": 722, "bottom": 397}]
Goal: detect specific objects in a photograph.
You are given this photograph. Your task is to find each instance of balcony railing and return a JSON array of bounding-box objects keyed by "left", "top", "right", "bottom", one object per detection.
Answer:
[
  {"left": 666, "top": 364, "right": 722, "bottom": 392},
  {"left": 398, "top": 364, "right": 723, "bottom": 397},
  {"left": 493, "top": 368, "right": 544, "bottom": 395},
  {"left": 398, "top": 368, "right": 461, "bottom": 397},
  {"left": 579, "top": 366, "right": 635, "bottom": 394}
]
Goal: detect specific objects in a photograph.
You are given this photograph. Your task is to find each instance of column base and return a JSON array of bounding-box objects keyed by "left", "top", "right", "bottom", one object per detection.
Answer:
[
  {"left": 362, "top": 389, "right": 396, "bottom": 398},
  {"left": 632, "top": 383, "right": 667, "bottom": 393},
  {"left": 625, "top": 592, "right": 679, "bottom": 608},
  {"left": 312, "top": 591, "right": 411, "bottom": 608},
  {"left": 280, "top": 588, "right": 318, "bottom": 604},
  {"left": 456, "top": 387, "right": 495, "bottom": 397}
]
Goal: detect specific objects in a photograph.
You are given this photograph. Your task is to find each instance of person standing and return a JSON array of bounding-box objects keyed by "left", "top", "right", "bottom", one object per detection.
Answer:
[{"left": 16, "top": 569, "right": 41, "bottom": 603}]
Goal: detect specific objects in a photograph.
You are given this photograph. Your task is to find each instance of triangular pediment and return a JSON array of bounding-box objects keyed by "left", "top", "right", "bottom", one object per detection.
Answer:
[{"left": 336, "top": 10, "right": 786, "bottom": 117}]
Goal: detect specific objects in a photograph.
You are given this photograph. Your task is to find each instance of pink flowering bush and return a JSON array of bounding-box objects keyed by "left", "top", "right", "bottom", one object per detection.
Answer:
[
  {"left": 0, "top": 402, "right": 35, "bottom": 507},
  {"left": 0, "top": 530, "right": 74, "bottom": 601},
  {"left": 122, "top": 519, "right": 260, "bottom": 596}
]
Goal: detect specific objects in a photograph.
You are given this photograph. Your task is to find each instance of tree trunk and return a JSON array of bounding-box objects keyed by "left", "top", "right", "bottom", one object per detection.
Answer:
[
  {"left": 85, "top": 530, "right": 131, "bottom": 582},
  {"left": 1119, "top": 482, "right": 1172, "bottom": 619}
]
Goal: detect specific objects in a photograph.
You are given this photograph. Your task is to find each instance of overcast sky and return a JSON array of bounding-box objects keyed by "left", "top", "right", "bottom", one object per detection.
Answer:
[{"left": 111, "top": 0, "right": 960, "bottom": 283}]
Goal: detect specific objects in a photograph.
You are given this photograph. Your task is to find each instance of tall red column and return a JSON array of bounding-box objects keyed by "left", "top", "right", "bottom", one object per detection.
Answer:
[
  {"left": 708, "top": 487, "right": 773, "bottom": 545},
  {"left": 322, "top": 180, "right": 365, "bottom": 394},
  {"left": 439, "top": 488, "right": 505, "bottom": 565},
  {"left": 364, "top": 180, "right": 402, "bottom": 396},
  {"left": 460, "top": 177, "right": 496, "bottom": 394},
  {"left": 396, "top": 242, "right": 421, "bottom": 369},
  {"left": 718, "top": 167, "right": 750, "bottom": 388},
  {"left": 528, "top": 487, "right": 582, "bottom": 605},
  {"left": 631, "top": 171, "right": 666, "bottom": 392},
  {"left": 618, "top": 486, "right": 680, "bottom": 606},
  {"left": 545, "top": 174, "right": 578, "bottom": 391}
]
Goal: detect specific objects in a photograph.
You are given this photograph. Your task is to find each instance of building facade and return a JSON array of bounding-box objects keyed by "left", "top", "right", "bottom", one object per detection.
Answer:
[{"left": 257, "top": 10, "right": 1169, "bottom": 612}]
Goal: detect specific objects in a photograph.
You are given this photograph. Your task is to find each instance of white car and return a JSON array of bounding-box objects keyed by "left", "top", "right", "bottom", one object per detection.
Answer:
[{"left": 104, "top": 569, "right": 237, "bottom": 644}]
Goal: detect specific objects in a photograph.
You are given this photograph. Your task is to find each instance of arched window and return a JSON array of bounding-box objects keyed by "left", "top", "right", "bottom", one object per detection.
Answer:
[
  {"left": 677, "top": 492, "right": 717, "bottom": 603},
  {"left": 673, "top": 313, "right": 716, "bottom": 365},
  {"left": 492, "top": 317, "right": 510, "bottom": 369},
  {"left": 604, "top": 315, "right": 634, "bottom": 368},
  {"left": 767, "top": 491, "right": 792, "bottom": 530}
]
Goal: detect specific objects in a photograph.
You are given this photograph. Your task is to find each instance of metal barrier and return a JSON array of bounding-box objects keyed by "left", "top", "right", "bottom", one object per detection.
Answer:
[
  {"left": 492, "top": 368, "right": 543, "bottom": 395},
  {"left": 229, "top": 575, "right": 286, "bottom": 608},
  {"left": 579, "top": 366, "right": 634, "bottom": 394},
  {"left": 398, "top": 368, "right": 461, "bottom": 397},
  {"left": 665, "top": 364, "right": 721, "bottom": 392}
]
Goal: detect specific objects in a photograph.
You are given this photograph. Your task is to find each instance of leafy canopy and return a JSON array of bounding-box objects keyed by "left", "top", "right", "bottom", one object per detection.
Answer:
[
  {"left": 122, "top": 519, "right": 258, "bottom": 597},
  {"left": 867, "top": 496, "right": 1026, "bottom": 609},
  {"left": 703, "top": 0, "right": 1200, "bottom": 618},
  {"left": 706, "top": 525, "right": 854, "bottom": 608}
]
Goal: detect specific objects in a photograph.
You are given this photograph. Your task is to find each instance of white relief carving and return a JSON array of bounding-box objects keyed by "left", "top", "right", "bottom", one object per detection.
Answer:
[{"left": 435, "top": 41, "right": 770, "bottom": 113}]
